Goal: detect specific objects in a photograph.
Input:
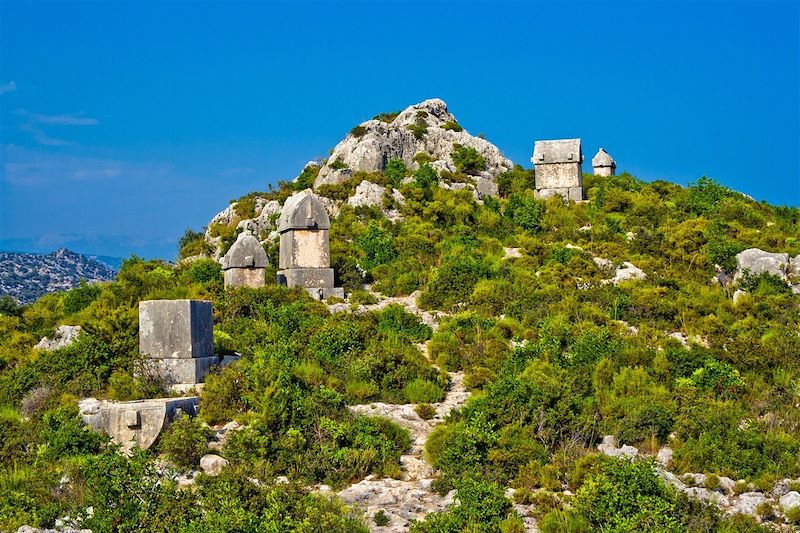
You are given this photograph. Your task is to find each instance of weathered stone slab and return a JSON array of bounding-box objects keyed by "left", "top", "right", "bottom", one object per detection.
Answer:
[
  {"left": 79, "top": 396, "right": 199, "bottom": 451},
  {"left": 139, "top": 300, "right": 214, "bottom": 359},
  {"left": 279, "top": 229, "right": 330, "bottom": 269},
  {"left": 223, "top": 268, "right": 266, "bottom": 289},
  {"left": 277, "top": 267, "right": 335, "bottom": 289}
]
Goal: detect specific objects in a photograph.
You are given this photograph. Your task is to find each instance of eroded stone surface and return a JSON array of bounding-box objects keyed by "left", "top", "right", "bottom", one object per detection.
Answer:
[
  {"left": 35, "top": 325, "right": 82, "bottom": 351},
  {"left": 79, "top": 396, "right": 199, "bottom": 452},
  {"left": 314, "top": 99, "right": 512, "bottom": 189},
  {"left": 339, "top": 371, "right": 471, "bottom": 531}
]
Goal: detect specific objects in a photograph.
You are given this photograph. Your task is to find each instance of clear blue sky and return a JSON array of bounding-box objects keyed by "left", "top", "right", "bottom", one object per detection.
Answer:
[{"left": 1, "top": 0, "right": 798, "bottom": 260}]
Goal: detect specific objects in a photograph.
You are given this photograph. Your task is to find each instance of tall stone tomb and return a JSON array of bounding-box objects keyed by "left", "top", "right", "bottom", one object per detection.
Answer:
[
  {"left": 222, "top": 231, "right": 269, "bottom": 288},
  {"left": 531, "top": 138, "right": 584, "bottom": 201},
  {"left": 592, "top": 148, "right": 616, "bottom": 176},
  {"left": 277, "top": 189, "right": 344, "bottom": 300},
  {"left": 139, "top": 299, "right": 218, "bottom": 387}
]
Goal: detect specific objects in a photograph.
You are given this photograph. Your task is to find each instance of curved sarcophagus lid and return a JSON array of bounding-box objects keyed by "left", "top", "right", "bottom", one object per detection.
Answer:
[
  {"left": 277, "top": 189, "right": 330, "bottom": 232},
  {"left": 80, "top": 397, "right": 200, "bottom": 452},
  {"left": 222, "top": 232, "right": 269, "bottom": 270}
]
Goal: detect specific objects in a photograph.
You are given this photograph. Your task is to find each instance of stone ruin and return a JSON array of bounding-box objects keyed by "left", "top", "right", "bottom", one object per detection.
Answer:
[
  {"left": 221, "top": 231, "right": 269, "bottom": 288},
  {"left": 592, "top": 147, "right": 616, "bottom": 176},
  {"left": 276, "top": 189, "right": 344, "bottom": 300},
  {"left": 139, "top": 299, "right": 219, "bottom": 388},
  {"left": 78, "top": 299, "right": 221, "bottom": 450},
  {"left": 80, "top": 396, "right": 199, "bottom": 452},
  {"left": 531, "top": 138, "right": 584, "bottom": 201}
]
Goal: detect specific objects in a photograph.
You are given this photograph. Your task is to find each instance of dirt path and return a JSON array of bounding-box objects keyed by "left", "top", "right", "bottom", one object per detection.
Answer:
[{"left": 337, "top": 368, "right": 469, "bottom": 531}]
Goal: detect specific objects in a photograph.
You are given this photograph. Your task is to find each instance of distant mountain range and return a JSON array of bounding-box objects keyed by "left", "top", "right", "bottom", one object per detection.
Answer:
[{"left": 0, "top": 248, "right": 118, "bottom": 304}]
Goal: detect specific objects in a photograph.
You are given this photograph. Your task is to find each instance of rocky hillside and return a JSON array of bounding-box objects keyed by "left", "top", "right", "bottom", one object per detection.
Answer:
[
  {"left": 3, "top": 98, "right": 800, "bottom": 532},
  {"left": 199, "top": 99, "right": 516, "bottom": 260},
  {"left": 315, "top": 98, "right": 513, "bottom": 188},
  {"left": 0, "top": 248, "right": 116, "bottom": 303}
]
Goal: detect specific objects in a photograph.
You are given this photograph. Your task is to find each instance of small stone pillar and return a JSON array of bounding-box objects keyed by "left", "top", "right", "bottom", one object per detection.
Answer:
[
  {"left": 592, "top": 148, "right": 616, "bottom": 176},
  {"left": 222, "top": 232, "right": 269, "bottom": 288},
  {"left": 276, "top": 189, "right": 344, "bottom": 300},
  {"left": 139, "top": 299, "right": 218, "bottom": 387},
  {"left": 531, "top": 138, "right": 584, "bottom": 201}
]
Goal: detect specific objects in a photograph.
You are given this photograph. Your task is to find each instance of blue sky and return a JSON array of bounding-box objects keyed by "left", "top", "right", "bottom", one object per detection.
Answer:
[{"left": 1, "top": 0, "right": 798, "bottom": 260}]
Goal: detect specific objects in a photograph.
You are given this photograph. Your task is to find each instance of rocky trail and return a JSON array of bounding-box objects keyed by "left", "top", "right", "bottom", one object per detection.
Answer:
[{"left": 334, "top": 368, "right": 468, "bottom": 531}]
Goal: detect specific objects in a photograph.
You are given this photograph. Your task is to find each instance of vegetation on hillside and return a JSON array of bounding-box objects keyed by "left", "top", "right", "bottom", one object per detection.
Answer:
[{"left": 0, "top": 160, "right": 798, "bottom": 530}]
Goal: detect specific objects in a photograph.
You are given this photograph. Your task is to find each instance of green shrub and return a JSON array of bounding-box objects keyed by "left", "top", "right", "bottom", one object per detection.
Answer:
[
  {"left": 186, "top": 258, "right": 222, "bottom": 284},
  {"left": 413, "top": 163, "right": 438, "bottom": 191},
  {"left": 407, "top": 117, "right": 428, "bottom": 140},
  {"left": 376, "top": 304, "right": 432, "bottom": 342},
  {"left": 157, "top": 414, "right": 211, "bottom": 469},
  {"left": 385, "top": 158, "right": 407, "bottom": 187},
  {"left": 442, "top": 121, "right": 463, "bottom": 132},
  {"left": 63, "top": 281, "right": 102, "bottom": 315},
  {"left": 357, "top": 222, "right": 396, "bottom": 270},
  {"left": 451, "top": 143, "right": 486, "bottom": 175},
  {"left": 351, "top": 125, "right": 367, "bottom": 137},
  {"left": 329, "top": 158, "right": 348, "bottom": 170},
  {"left": 539, "top": 509, "right": 591, "bottom": 533},
  {"left": 200, "top": 365, "right": 247, "bottom": 425},
  {"left": 785, "top": 505, "right": 800, "bottom": 524},
  {"left": 415, "top": 403, "right": 436, "bottom": 420},
  {"left": 403, "top": 378, "right": 445, "bottom": 403},
  {"left": 410, "top": 478, "right": 512, "bottom": 532},
  {"left": 413, "top": 151, "right": 436, "bottom": 165},
  {"left": 38, "top": 405, "right": 103, "bottom": 460},
  {"left": 373, "top": 111, "right": 400, "bottom": 123},
  {"left": 505, "top": 192, "right": 545, "bottom": 232},
  {"left": 107, "top": 370, "right": 145, "bottom": 401}
]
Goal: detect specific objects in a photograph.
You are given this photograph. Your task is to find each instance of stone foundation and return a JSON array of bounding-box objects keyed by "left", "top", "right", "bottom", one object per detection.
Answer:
[
  {"left": 143, "top": 356, "right": 221, "bottom": 385},
  {"left": 277, "top": 267, "right": 335, "bottom": 288}
]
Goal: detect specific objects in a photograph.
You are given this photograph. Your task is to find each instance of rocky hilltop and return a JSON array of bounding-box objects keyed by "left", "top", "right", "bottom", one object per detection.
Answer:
[
  {"left": 0, "top": 248, "right": 116, "bottom": 303},
  {"left": 201, "top": 99, "right": 515, "bottom": 259},
  {"left": 314, "top": 98, "right": 514, "bottom": 188}
]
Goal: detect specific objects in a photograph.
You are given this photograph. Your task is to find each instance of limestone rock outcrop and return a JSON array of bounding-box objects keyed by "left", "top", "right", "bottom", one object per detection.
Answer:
[
  {"left": 35, "top": 325, "right": 82, "bottom": 351},
  {"left": 733, "top": 248, "right": 800, "bottom": 293},
  {"left": 313, "top": 99, "right": 513, "bottom": 189}
]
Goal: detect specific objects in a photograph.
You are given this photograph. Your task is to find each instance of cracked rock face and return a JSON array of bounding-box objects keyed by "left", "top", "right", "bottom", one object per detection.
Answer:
[
  {"left": 734, "top": 248, "right": 800, "bottom": 293},
  {"left": 314, "top": 99, "right": 513, "bottom": 189}
]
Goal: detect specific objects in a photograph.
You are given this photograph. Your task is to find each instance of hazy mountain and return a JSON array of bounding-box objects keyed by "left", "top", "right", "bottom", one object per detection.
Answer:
[{"left": 0, "top": 248, "right": 117, "bottom": 304}]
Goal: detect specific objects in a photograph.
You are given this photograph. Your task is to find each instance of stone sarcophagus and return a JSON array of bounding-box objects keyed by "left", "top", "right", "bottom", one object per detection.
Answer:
[
  {"left": 532, "top": 138, "right": 584, "bottom": 201},
  {"left": 276, "top": 189, "right": 344, "bottom": 299},
  {"left": 79, "top": 396, "right": 199, "bottom": 452},
  {"left": 222, "top": 231, "right": 269, "bottom": 288},
  {"left": 139, "top": 299, "right": 218, "bottom": 386},
  {"left": 592, "top": 147, "right": 616, "bottom": 177}
]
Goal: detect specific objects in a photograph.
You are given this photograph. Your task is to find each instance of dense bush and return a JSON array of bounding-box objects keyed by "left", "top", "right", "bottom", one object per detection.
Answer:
[{"left": 450, "top": 143, "right": 486, "bottom": 175}]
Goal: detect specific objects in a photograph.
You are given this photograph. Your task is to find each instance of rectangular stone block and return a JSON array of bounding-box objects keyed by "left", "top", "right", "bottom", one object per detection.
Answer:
[
  {"left": 534, "top": 162, "right": 583, "bottom": 190},
  {"left": 277, "top": 268, "right": 334, "bottom": 289},
  {"left": 223, "top": 268, "right": 266, "bottom": 288},
  {"left": 279, "top": 229, "right": 330, "bottom": 269},
  {"left": 139, "top": 299, "right": 214, "bottom": 359},
  {"left": 146, "top": 356, "right": 219, "bottom": 384}
]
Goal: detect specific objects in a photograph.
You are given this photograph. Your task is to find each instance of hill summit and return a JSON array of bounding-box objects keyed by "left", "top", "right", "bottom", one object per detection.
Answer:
[{"left": 314, "top": 98, "right": 514, "bottom": 188}]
